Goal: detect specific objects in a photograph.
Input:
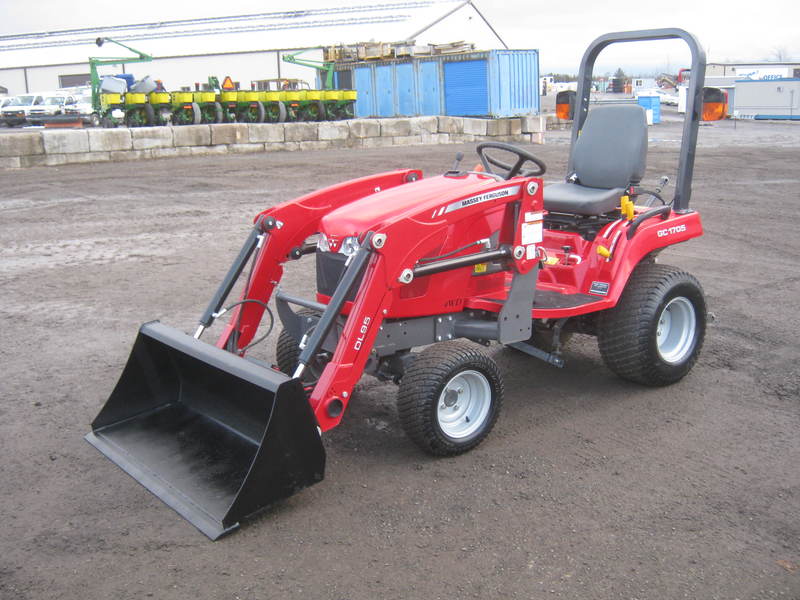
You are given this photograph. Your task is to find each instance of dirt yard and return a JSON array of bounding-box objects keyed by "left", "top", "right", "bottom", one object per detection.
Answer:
[{"left": 1, "top": 114, "right": 799, "bottom": 599}]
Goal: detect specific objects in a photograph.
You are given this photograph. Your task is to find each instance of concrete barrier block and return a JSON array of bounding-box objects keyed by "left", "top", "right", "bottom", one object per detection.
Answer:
[
  {"left": 61, "top": 151, "right": 111, "bottom": 164},
  {"left": 1, "top": 132, "right": 44, "bottom": 157},
  {"left": 42, "top": 130, "right": 90, "bottom": 154},
  {"left": 110, "top": 149, "right": 153, "bottom": 162},
  {"left": 483, "top": 134, "right": 525, "bottom": 143},
  {"left": 187, "top": 145, "right": 230, "bottom": 157},
  {"left": 392, "top": 135, "right": 424, "bottom": 146},
  {"left": 24, "top": 153, "right": 107, "bottom": 166},
  {"left": 248, "top": 123, "right": 284, "bottom": 143},
  {"left": 88, "top": 128, "right": 132, "bottom": 152},
  {"left": 342, "top": 138, "right": 363, "bottom": 148},
  {"left": 486, "top": 119, "right": 511, "bottom": 136},
  {"left": 318, "top": 121, "right": 350, "bottom": 141},
  {"left": 210, "top": 123, "right": 248, "bottom": 145},
  {"left": 151, "top": 147, "right": 182, "bottom": 159},
  {"left": 420, "top": 132, "right": 450, "bottom": 145},
  {"left": 20, "top": 155, "right": 49, "bottom": 167},
  {"left": 265, "top": 141, "right": 300, "bottom": 152},
  {"left": 437, "top": 116, "right": 463, "bottom": 134},
  {"left": 409, "top": 116, "right": 438, "bottom": 135},
  {"left": 299, "top": 140, "right": 333, "bottom": 151},
  {"left": 348, "top": 119, "right": 380, "bottom": 138},
  {"left": 449, "top": 134, "right": 476, "bottom": 143},
  {"left": 284, "top": 122, "right": 318, "bottom": 142},
  {"left": 42, "top": 154, "right": 70, "bottom": 166},
  {"left": 172, "top": 125, "right": 211, "bottom": 147},
  {"left": 462, "top": 118, "right": 487, "bottom": 136},
  {"left": 508, "top": 118, "right": 522, "bottom": 135},
  {"left": 0, "top": 157, "right": 21, "bottom": 168},
  {"left": 360, "top": 137, "right": 395, "bottom": 149},
  {"left": 229, "top": 143, "right": 266, "bottom": 154},
  {"left": 520, "top": 115, "right": 546, "bottom": 133},
  {"left": 131, "top": 127, "right": 173, "bottom": 150},
  {"left": 380, "top": 119, "right": 412, "bottom": 137}
]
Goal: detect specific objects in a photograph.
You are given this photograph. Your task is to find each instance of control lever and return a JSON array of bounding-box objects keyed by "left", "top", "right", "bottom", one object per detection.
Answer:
[
  {"left": 444, "top": 152, "right": 465, "bottom": 177},
  {"left": 451, "top": 152, "right": 464, "bottom": 172}
]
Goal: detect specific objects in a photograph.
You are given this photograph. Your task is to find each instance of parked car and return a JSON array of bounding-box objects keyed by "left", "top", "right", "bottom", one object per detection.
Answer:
[
  {"left": 63, "top": 93, "right": 100, "bottom": 127},
  {"left": 1, "top": 94, "right": 44, "bottom": 126},
  {"left": 636, "top": 87, "right": 679, "bottom": 106},
  {"left": 28, "top": 94, "right": 74, "bottom": 125}
]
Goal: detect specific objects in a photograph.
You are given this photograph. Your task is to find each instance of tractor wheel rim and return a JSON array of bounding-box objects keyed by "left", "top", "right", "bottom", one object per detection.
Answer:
[
  {"left": 437, "top": 369, "right": 491, "bottom": 439},
  {"left": 656, "top": 296, "right": 696, "bottom": 364}
]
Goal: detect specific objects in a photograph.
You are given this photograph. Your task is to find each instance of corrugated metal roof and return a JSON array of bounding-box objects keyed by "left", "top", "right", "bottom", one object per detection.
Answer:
[{"left": 0, "top": 1, "right": 504, "bottom": 69}]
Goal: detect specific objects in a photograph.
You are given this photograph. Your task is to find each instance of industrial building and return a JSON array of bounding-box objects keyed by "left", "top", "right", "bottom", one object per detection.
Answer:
[{"left": 0, "top": 0, "right": 520, "bottom": 105}]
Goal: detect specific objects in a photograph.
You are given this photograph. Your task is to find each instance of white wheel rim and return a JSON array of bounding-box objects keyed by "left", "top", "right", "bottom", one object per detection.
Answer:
[
  {"left": 437, "top": 370, "right": 491, "bottom": 439},
  {"left": 656, "top": 296, "right": 697, "bottom": 364}
]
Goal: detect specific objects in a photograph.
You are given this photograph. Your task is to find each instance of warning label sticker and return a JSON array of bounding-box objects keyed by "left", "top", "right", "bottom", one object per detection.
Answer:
[{"left": 521, "top": 221, "right": 543, "bottom": 245}]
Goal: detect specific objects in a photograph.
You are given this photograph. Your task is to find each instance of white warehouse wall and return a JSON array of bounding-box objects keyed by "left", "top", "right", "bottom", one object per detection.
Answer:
[{"left": 0, "top": 48, "right": 325, "bottom": 95}]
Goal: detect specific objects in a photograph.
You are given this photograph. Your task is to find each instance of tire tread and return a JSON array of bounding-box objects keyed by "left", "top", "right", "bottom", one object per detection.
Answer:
[
  {"left": 397, "top": 341, "right": 503, "bottom": 456},
  {"left": 597, "top": 263, "right": 706, "bottom": 386}
]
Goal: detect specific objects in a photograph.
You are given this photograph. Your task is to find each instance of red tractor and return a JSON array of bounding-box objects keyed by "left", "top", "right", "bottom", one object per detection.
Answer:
[{"left": 87, "top": 29, "right": 710, "bottom": 539}]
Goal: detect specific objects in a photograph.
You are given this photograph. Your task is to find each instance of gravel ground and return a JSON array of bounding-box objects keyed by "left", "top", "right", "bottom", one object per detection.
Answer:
[{"left": 1, "top": 111, "right": 798, "bottom": 600}]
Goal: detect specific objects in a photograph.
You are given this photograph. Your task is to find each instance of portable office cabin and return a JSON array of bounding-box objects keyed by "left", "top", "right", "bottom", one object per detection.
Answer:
[
  {"left": 733, "top": 78, "right": 800, "bottom": 120},
  {"left": 335, "top": 50, "right": 540, "bottom": 118}
]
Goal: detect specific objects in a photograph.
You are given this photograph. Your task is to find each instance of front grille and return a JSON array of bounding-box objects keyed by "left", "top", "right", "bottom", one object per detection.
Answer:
[{"left": 315, "top": 251, "right": 363, "bottom": 301}]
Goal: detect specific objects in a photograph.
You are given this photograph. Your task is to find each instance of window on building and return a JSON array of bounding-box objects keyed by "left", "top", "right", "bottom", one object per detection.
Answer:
[{"left": 59, "top": 73, "right": 90, "bottom": 88}]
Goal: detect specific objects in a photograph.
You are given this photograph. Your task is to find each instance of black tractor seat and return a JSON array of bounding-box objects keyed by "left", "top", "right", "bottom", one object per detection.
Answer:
[{"left": 544, "top": 104, "right": 648, "bottom": 216}]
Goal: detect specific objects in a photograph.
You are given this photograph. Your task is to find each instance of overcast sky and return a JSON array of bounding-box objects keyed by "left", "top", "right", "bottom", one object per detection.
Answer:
[{"left": 1, "top": 0, "right": 798, "bottom": 72}]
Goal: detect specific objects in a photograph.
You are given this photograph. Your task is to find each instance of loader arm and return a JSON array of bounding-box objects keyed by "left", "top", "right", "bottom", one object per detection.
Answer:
[{"left": 215, "top": 169, "right": 422, "bottom": 350}]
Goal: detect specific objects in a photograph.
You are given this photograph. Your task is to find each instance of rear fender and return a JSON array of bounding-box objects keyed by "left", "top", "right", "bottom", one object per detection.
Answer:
[{"left": 596, "top": 210, "right": 703, "bottom": 306}]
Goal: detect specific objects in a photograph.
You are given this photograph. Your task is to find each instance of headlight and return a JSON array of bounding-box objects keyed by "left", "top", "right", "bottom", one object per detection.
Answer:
[
  {"left": 317, "top": 234, "right": 360, "bottom": 256},
  {"left": 339, "top": 236, "right": 360, "bottom": 257}
]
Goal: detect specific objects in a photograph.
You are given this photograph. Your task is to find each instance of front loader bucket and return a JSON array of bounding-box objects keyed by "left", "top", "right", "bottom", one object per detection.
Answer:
[{"left": 85, "top": 321, "right": 325, "bottom": 540}]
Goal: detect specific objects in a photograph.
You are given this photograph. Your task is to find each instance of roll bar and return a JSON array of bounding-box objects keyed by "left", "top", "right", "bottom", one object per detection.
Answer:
[{"left": 569, "top": 28, "right": 706, "bottom": 213}]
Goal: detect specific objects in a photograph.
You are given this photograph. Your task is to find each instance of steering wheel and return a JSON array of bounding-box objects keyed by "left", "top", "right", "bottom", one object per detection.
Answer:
[{"left": 476, "top": 142, "right": 546, "bottom": 179}]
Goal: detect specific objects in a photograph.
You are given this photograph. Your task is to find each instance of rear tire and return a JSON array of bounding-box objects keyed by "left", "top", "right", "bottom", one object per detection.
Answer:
[
  {"left": 597, "top": 263, "right": 706, "bottom": 386},
  {"left": 397, "top": 341, "right": 503, "bottom": 456}
]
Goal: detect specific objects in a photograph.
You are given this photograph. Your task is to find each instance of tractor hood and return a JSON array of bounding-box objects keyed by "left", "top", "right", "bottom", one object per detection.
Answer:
[{"left": 318, "top": 173, "right": 513, "bottom": 249}]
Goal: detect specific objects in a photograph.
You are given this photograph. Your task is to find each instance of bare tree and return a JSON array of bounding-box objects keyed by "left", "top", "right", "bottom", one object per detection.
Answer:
[{"left": 769, "top": 46, "right": 789, "bottom": 62}]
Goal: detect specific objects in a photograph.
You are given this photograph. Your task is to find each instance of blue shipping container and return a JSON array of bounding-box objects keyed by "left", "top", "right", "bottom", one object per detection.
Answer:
[{"left": 338, "top": 49, "right": 539, "bottom": 118}]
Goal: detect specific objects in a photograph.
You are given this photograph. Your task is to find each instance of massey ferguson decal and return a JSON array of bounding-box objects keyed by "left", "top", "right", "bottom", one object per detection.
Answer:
[{"left": 430, "top": 186, "right": 520, "bottom": 218}]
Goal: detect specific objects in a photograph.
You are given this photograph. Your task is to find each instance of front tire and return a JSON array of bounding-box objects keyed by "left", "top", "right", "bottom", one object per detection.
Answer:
[
  {"left": 597, "top": 263, "right": 706, "bottom": 386},
  {"left": 275, "top": 309, "right": 328, "bottom": 386},
  {"left": 397, "top": 341, "right": 503, "bottom": 456}
]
